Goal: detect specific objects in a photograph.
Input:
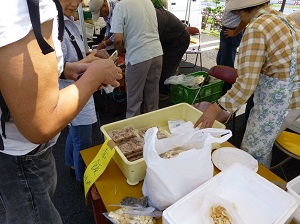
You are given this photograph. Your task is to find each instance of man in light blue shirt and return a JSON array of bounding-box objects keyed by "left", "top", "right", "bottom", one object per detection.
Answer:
[{"left": 110, "top": 0, "right": 163, "bottom": 118}]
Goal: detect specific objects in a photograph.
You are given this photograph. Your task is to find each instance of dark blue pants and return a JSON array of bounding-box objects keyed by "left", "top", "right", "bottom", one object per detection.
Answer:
[
  {"left": 217, "top": 28, "right": 243, "bottom": 93},
  {"left": 0, "top": 147, "right": 62, "bottom": 224},
  {"left": 65, "top": 124, "right": 93, "bottom": 182}
]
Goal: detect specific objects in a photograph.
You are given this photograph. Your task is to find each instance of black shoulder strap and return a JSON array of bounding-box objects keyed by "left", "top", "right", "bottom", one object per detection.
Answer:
[
  {"left": 0, "top": 93, "right": 9, "bottom": 150},
  {"left": 65, "top": 26, "right": 84, "bottom": 60},
  {"left": 26, "top": 0, "right": 54, "bottom": 54},
  {"left": 26, "top": 0, "right": 64, "bottom": 54},
  {"left": 52, "top": 0, "right": 65, "bottom": 42}
]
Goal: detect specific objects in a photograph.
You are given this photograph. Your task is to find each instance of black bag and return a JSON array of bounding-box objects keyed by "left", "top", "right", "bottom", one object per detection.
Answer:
[{"left": 93, "top": 89, "right": 127, "bottom": 117}]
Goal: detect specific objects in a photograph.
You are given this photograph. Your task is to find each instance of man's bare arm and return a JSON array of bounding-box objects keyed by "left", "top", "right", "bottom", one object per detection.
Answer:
[
  {"left": 114, "top": 33, "right": 126, "bottom": 54},
  {"left": 0, "top": 20, "right": 122, "bottom": 143}
]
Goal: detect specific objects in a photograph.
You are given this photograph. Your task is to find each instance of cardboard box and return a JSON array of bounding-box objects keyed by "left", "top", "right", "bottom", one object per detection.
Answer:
[
  {"left": 163, "top": 163, "right": 299, "bottom": 224},
  {"left": 287, "top": 175, "right": 300, "bottom": 223},
  {"left": 100, "top": 103, "right": 225, "bottom": 185}
]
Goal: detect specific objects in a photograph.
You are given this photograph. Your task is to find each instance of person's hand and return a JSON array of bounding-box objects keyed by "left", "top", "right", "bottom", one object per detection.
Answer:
[
  {"left": 224, "top": 29, "right": 236, "bottom": 38},
  {"left": 90, "top": 185, "right": 100, "bottom": 200},
  {"left": 82, "top": 50, "right": 101, "bottom": 63},
  {"left": 87, "top": 59, "right": 123, "bottom": 88},
  {"left": 63, "top": 62, "right": 90, "bottom": 80},
  {"left": 194, "top": 103, "right": 223, "bottom": 129},
  {"left": 95, "top": 49, "right": 110, "bottom": 59},
  {"left": 97, "top": 42, "right": 106, "bottom": 50},
  {"left": 117, "top": 46, "right": 126, "bottom": 54}
]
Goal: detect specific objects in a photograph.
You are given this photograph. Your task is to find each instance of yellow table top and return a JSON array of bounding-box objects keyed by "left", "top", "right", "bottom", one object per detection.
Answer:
[{"left": 81, "top": 142, "right": 287, "bottom": 224}]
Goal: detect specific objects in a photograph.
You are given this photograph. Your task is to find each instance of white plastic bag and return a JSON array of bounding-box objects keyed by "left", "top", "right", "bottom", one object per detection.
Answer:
[
  {"left": 164, "top": 74, "right": 196, "bottom": 86},
  {"left": 142, "top": 126, "right": 232, "bottom": 210},
  {"left": 102, "top": 84, "right": 114, "bottom": 93},
  {"left": 164, "top": 74, "right": 205, "bottom": 87}
]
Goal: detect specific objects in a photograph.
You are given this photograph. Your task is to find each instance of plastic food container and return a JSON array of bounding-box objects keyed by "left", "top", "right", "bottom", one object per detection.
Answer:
[
  {"left": 100, "top": 103, "right": 225, "bottom": 185},
  {"left": 163, "top": 163, "right": 299, "bottom": 224},
  {"left": 287, "top": 175, "right": 300, "bottom": 223},
  {"left": 170, "top": 71, "right": 223, "bottom": 104}
]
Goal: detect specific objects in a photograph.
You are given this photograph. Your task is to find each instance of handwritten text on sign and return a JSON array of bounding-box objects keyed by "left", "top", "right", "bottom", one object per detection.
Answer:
[{"left": 83, "top": 140, "right": 116, "bottom": 200}]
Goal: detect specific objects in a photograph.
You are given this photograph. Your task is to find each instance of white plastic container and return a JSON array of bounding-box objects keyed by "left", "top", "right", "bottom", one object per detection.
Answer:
[
  {"left": 163, "top": 163, "right": 299, "bottom": 224},
  {"left": 287, "top": 175, "right": 300, "bottom": 223},
  {"left": 100, "top": 103, "right": 225, "bottom": 185}
]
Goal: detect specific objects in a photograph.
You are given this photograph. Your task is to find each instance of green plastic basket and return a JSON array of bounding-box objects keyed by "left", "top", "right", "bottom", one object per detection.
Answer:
[
  {"left": 170, "top": 71, "right": 224, "bottom": 105},
  {"left": 83, "top": 10, "right": 92, "bottom": 20},
  {"left": 151, "top": 0, "right": 164, "bottom": 8}
]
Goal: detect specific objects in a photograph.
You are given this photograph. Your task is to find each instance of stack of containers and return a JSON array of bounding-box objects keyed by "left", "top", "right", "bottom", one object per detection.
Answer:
[{"left": 287, "top": 175, "right": 300, "bottom": 223}]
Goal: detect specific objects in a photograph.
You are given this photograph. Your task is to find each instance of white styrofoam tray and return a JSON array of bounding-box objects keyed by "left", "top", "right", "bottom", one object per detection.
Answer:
[
  {"left": 163, "top": 163, "right": 299, "bottom": 224},
  {"left": 100, "top": 103, "right": 225, "bottom": 185},
  {"left": 287, "top": 175, "right": 300, "bottom": 223}
]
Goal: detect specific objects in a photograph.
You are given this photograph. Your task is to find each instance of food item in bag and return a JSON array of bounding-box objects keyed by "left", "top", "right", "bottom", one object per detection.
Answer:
[
  {"left": 118, "top": 137, "right": 144, "bottom": 161},
  {"left": 118, "top": 137, "right": 144, "bottom": 155},
  {"left": 195, "top": 76, "right": 205, "bottom": 85},
  {"left": 138, "top": 126, "right": 169, "bottom": 139},
  {"left": 210, "top": 205, "right": 231, "bottom": 224},
  {"left": 127, "top": 151, "right": 143, "bottom": 162},
  {"left": 107, "top": 207, "right": 156, "bottom": 224},
  {"left": 156, "top": 130, "right": 169, "bottom": 139},
  {"left": 138, "top": 126, "right": 158, "bottom": 138},
  {"left": 159, "top": 147, "right": 190, "bottom": 159},
  {"left": 121, "top": 196, "right": 149, "bottom": 207},
  {"left": 109, "top": 125, "right": 138, "bottom": 142}
]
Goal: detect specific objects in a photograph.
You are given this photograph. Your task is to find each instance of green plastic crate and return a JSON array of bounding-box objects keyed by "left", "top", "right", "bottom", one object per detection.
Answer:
[
  {"left": 170, "top": 71, "right": 224, "bottom": 104},
  {"left": 83, "top": 10, "right": 92, "bottom": 20},
  {"left": 151, "top": 0, "right": 164, "bottom": 8}
]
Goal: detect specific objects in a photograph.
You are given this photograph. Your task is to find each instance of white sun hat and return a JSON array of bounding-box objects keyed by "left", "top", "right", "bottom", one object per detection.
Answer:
[{"left": 225, "top": 0, "right": 270, "bottom": 11}]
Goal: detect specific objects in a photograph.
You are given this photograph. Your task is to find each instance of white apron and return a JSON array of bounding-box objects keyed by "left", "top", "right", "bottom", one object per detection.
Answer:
[{"left": 241, "top": 16, "right": 299, "bottom": 168}]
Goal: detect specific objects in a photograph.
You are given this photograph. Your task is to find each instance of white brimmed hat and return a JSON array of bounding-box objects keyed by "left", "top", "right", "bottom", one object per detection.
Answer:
[
  {"left": 289, "top": 10, "right": 300, "bottom": 26},
  {"left": 225, "top": 0, "right": 269, "bottom": 11},
  {"left": 89, "top": 0, "right": 104, "bottom": 21}
]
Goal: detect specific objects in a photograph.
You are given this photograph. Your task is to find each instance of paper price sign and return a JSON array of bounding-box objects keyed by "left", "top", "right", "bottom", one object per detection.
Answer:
[{"left": 83, "top": 140, "right": 116, "bottom": 201}]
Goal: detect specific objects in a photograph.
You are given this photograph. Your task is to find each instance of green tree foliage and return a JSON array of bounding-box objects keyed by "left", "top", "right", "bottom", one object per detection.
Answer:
[{"left": 202, "top": 0, "right": 224, "bottom": 31}]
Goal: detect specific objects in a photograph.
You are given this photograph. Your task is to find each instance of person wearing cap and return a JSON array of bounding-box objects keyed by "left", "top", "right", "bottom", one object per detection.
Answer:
[
  {"left": 89, "top": 0, "right": 119, "bottom": 50},
  {"left": 110, "top": 0, "right": 163, "bottom": 118},
  {"left": 194, "top": 0, "right": 300, "bottom": 168},
  {"left": 90, "top": 0, "right": 188, "bottom": 102},
  {"left": 217, "top": 0, "right": 248, "bottom": 94}
]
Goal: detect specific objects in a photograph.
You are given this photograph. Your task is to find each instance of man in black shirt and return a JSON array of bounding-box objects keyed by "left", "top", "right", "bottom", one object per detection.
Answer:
[{"left": 156, "top": 8, "right": 190, "bottom": 100}]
